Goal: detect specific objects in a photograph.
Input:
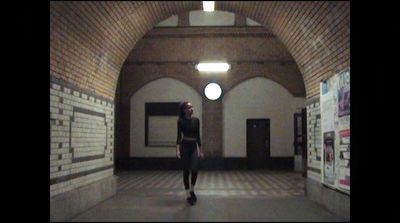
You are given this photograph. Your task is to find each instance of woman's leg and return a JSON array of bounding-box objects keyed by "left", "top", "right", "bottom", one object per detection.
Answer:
[
  {"left": 189, "top": 147, "right": 199, "bottom": 201},
  {"left": 183, "top": 170, "right": 190, "bottom": 190},
  {"left": 190, "top": 171, "right": 198, "bottom": 186},
  {"left": 180, "top": 144, "right": 192, "bottom": 201},
  {"left": 180, "top": 145, "right": 190, "bottom": 188},
  {"left": 190, "top": 146, "right": 199, "bottom": 185}
]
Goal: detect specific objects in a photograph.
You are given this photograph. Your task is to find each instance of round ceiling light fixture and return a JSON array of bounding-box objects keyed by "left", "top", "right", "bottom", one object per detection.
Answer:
[{"left": 204, "top": 83, "right": 222, "bottom": 100}]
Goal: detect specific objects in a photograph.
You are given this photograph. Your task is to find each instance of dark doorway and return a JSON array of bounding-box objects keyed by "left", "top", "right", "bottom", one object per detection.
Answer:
[
  {"left": 246, "top": 119, "right": 270, "bottom": 169},
  {"left": 294, "top": 108, "right": 307, "bottom": 177},
  {"left": 301, "top": 108, "right": 308, "bottom": 177}
]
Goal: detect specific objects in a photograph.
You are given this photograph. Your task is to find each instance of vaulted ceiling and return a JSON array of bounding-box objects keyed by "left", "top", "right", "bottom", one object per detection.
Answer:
[{"left": 50, "top": 1, "right": 349, "bottom": 100}]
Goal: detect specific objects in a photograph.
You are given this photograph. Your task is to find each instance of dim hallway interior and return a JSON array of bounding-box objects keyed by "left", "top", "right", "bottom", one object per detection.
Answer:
[
  {"left": 70, "top": 170, "right": 346, "bottom": 222},
  {"left": 50, "top": 1, "right": 352, "bottom": 221}
]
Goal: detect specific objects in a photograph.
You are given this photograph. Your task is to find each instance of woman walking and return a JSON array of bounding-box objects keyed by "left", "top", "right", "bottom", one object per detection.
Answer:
[{"left": 176, "top": 101, "right": 204, "bottom": 205}]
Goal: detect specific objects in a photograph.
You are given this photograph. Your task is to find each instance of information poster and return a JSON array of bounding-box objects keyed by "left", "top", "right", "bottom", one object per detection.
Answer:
[
  {"left": 338, "top": 70, "right": 350, "bottom": 117},
  {"left": 320, "top": 68, "right": 350, "bottom": 194},
  {"left": 338, "top": 128, "right": 350, "bottom": 190},
  {"left": 320, "top": 76, "right": 338, "bottom": 187},
  {"left": 323, "top": 131, "right": 335, "bottom": 184},
  {"left": 337, "top": 70, "right": 350, "bottom": 191}
]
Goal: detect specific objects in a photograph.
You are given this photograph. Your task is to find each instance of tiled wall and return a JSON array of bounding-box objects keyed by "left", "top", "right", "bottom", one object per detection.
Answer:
[
  {"left": 50, "top": 76, "right": 114, "bottom": 197},
  {"left": 306, "top": 97, "right": 322, "bottom": 182}
]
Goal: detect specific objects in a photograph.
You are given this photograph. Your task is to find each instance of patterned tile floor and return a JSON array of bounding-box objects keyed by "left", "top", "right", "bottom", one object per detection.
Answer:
[
  {"left": 71, "top": 170, "right": 347, "bottom": 222},
  {"left": 116, "top": 170, "right": 305, "bottom": 198}
]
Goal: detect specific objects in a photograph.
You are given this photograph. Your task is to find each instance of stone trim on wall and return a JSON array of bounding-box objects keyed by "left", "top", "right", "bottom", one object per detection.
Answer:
[
  {"left": 143, "top": 26, "right": 275, "bottom": 38},
  {"left": 124, "top": 60, "right": 296, "bottom": 66}
]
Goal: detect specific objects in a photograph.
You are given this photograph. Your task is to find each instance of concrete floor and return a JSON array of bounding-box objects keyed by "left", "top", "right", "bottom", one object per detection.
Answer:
[{"left": 70, "top": 170, "right": 348, "bottom": 222}]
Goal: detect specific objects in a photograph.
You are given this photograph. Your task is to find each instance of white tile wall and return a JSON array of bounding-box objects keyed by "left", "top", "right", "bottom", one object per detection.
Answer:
[
  {"left": 50, "top": 80, "right": 114, "bottom": 198},
  {"left": 307, "top": 100, "right": 322, "bottom": 182}
]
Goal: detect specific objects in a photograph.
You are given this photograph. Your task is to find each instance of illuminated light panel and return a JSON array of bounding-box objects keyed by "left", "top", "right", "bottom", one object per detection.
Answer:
[
  {"left": 203, "top": 1, "right": 215, "bottom": 12},
  {"left": 196, "top": 62, "right": 230, "bottom": 72}
]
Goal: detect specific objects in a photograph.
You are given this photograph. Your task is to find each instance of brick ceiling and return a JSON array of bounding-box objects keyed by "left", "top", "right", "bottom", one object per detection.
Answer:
[{"left": 50, "top": 1, "right": 349, "bottom": 100}]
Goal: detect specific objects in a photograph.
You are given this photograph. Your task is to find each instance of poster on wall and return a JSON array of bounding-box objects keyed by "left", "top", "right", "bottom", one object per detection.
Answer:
[
  {"left": 338, "top": 129, "right": 350, "bottom": 190},
  {"left": 320, "top": 92, "right": 336, "bottom": 132},
  {"left": 337, "top": 69, "right": 350, "bottom": 192},
  {"left": 320, "top": 68, "right": 350, "bottom": 193},
  {"left": 323, "top": 131, "right": 335, "bottom": 185},
  {"left": 320, "top": 77, "right": 337, "bottom": 187},
  {"left": 338, "top": 70, "right": 350, "bottom": 117}
]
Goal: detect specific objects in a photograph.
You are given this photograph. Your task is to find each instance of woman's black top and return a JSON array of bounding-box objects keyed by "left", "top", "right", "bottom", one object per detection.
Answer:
[{"left": 176, "top": 117, "right": 201, "bottom": 146}]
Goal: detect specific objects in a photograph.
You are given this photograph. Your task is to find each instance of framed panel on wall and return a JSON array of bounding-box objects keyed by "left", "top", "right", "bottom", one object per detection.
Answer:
[{"left": 145, "top": 102, "right": 180, "bottom": 147}]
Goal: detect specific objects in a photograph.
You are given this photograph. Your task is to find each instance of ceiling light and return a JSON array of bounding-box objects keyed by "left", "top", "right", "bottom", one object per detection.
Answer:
[
  {"left": 203, "top": 1, "right": 215, "bottom": 12},
  {"left": 196, "top": 62, "right": 230, "bottom": 72},
  {"left": 204, "top": 83, "right": 222, "bottom": 100}
]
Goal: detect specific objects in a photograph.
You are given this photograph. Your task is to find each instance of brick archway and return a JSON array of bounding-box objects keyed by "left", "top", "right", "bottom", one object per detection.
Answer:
[{"left": 50, "top": 1, "right": 349, "bottom": 101}]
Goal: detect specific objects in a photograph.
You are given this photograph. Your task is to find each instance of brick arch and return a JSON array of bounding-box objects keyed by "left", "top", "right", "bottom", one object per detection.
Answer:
[
  {"left": 50, "top": 1, "right": 349, "bottom": 100},
  {"left": 128, "top": 75, "right": 201, "bottom": 100},
  {"left": 224, "top": 74, "right": 299, "bottom": 98},
  {"left": 216, "top": 1, "right": 350, "bottom": 98},
  {"left": 119, "top": 62, "right": 207, "bottom": 101}
]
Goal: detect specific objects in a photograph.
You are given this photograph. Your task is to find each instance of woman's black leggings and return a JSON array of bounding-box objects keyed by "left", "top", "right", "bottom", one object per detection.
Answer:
[{"left": 180, "top": 140, "right": 199, "bottom": 190}]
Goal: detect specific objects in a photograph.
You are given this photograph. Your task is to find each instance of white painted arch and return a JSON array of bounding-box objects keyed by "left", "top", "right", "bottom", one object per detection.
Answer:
[{"left": 223, "top": 77, "right": 305, "bottom": 158}]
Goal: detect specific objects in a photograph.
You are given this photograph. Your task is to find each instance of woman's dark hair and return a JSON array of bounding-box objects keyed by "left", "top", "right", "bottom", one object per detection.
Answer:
[{"left": 178, "top": 101, "right": 189, "bottom": 120}]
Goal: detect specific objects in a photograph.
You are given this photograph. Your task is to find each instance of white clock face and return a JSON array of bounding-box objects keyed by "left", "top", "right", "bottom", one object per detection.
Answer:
[{"left": 204, "top": 83, "right": 222, "bottom": 100}]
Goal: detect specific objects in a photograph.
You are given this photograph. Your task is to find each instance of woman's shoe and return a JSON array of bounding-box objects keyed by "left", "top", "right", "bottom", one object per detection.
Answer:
[
  {"left": 186, "top": 196, "right": 195, "bottom": 205},
  {"left": 190, "top": 191, "right": 197, "bottom": 202}
]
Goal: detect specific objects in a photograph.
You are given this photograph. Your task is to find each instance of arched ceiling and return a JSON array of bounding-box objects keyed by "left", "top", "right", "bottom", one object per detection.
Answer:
[{"left": 50, "top": 1, "right": 349, "bottom": 100}]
